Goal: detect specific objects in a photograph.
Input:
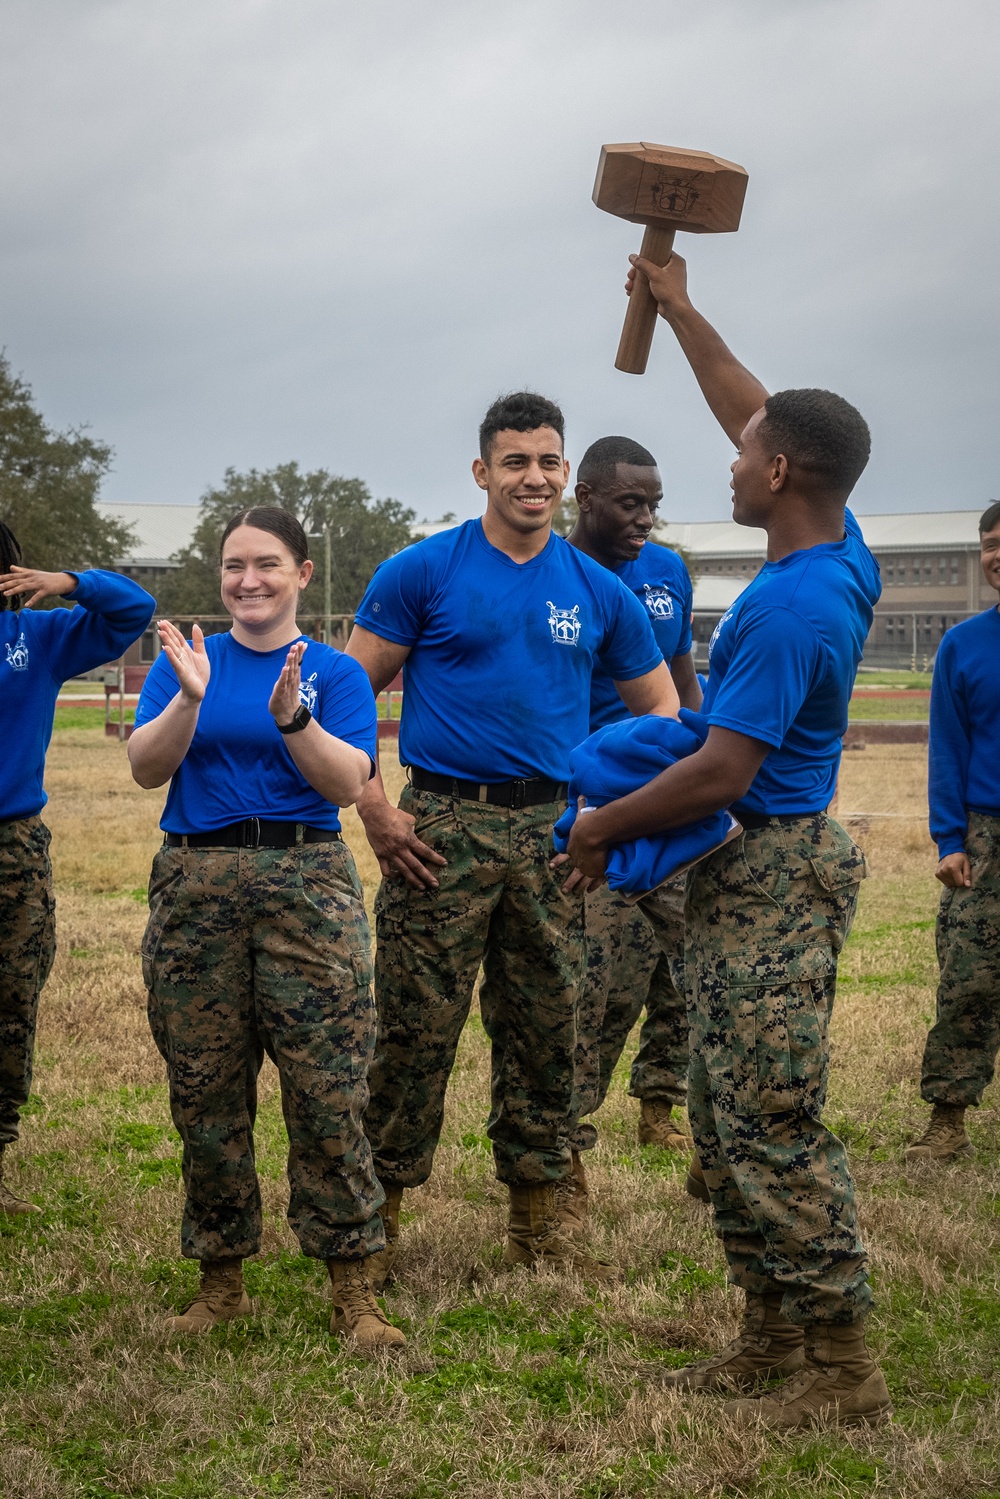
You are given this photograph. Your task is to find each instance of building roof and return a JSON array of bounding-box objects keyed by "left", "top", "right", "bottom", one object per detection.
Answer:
[
  {"left": 98, "top": 502, "right": 199, "bottom": 567},
  {"left": 657, "top": 510, "right": 985, "bottom": 557}
]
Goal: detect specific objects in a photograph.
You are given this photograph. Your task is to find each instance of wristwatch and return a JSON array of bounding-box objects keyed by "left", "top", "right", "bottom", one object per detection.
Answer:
[{"left": 276, "top": 705, "right": 312, "bottom": 735}]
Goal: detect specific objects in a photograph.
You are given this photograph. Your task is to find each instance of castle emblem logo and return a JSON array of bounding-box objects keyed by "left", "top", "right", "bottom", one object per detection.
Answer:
[
  {"left": 547, "top": 601, "right": 581, "bottom": 648},
  {"left": 642, "top": 584, "right": 676, "bottom": 621},
  {"left": 5, "top": 632, "right": 29, "bottom": 671},
  {"left": 298, "top": 671, "right": 318, "bottom": 712},
  {"left": 647, "top": 172, "right": 703, "bottom": 218}
]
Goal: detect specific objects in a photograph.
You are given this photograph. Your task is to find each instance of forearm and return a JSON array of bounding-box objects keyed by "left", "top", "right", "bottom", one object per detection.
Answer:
[
  {"left": 661, "top": 302, "right": 769, "bottom": 446},
  {"left": 614, "top": 662, "right": 680, "bottom": 719},
  {"left": 584, "top": 754, "right": 741, "bottom": 847},
  {"left": 128, "top": 695, "right": 201, "bottom": 787},
  {"left": 283, "top": 722, "right": 372, "bottom": 808}
]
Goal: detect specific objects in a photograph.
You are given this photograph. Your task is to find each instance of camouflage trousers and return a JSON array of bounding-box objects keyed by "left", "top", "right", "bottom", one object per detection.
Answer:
[
  {"left": 685, "top": 814, "right": 872, "bottom": 1325},
  {"left": 922, "top": 811, "right": 1000, "bottom": 1108},
  {"left": 567, "top": 878, "right": 688, "bottom": 1152},
  {"left": 143, "top": 841, "right": 384, "bottom": 1262},
  {"left": 0, "top": 817, "right": 57, "bottom": 1146},
  {"left": 367, "top": 786, "right": 585, "bottom": 1188}
]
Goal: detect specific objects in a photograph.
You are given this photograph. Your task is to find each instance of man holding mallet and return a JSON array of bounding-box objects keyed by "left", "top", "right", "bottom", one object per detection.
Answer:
[
  {"left": 565, "top": 254, "right": 891, "bottom": 1428},
  {"left": 346, "top": 392, "right": 677, "bottom": 1285}
]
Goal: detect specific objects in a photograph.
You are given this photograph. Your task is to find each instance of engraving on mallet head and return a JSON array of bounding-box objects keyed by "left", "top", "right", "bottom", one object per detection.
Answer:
[{"left": 593, "top": 142, "right": 749, "bottom": 375}]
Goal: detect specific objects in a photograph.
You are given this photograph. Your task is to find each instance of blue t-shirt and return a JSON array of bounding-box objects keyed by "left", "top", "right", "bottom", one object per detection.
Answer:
[
  {"left": 1, "top": 570, "right": 155, "bottom": 821},
  {"left": 135, "top": 632, "right": 377, "bottom": 834},
  {"left": 588, "top": 541, "right": 693, "bottom": 732},
  {"left": 702, "top": 509, "right": 881, "bottom": 816},
  {"left": 353, "top": 519, "right": 662, "bottom": 782},
  {"left": 928, "top": 607, "right": 1000, "bottom": 857}
]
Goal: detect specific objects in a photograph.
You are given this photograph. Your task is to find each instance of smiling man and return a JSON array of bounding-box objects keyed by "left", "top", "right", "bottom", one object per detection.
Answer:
[
  {"left": 908, "top": 500, "right": 1000, "bottom": 1164},
  {"left": 565, "top": 257, "right": 891, "bottom": 1428},
  {"left": 560, "top": 436, "right": 700, "bottom": 1227},
  {"left": 345, "top": 391, "right": 677, "bottom": 1283}
]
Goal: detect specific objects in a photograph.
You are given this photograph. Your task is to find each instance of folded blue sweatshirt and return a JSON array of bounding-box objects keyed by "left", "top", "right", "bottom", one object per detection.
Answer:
[
  {"left": 928, "top": 606, "right": 1000, "bottom": 857},
  {"left": 552, "top": 710, "right": 737, "bottom": 894},
  {"left": 1, "top": 570, "right": 155, "bottom": 820}
]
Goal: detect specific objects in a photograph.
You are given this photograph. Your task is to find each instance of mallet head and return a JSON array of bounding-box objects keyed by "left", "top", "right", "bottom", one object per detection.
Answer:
[{"left": 594, "top": 142, "right": 749, "bottom": 372}]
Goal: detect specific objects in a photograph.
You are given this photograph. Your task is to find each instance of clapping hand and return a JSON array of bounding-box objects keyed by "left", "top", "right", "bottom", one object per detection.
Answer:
[
  {"left": 158, "top": 620, "right": 211, "bottom": 702},
  {"left": 269, "top": 641, "right": 307, "bottom": 726},
  {"left": 0, "top": 566, "right": 77, "bottom": 608}
]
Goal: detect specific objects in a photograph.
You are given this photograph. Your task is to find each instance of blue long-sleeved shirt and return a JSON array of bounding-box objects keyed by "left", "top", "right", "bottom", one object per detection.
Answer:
[
  {"left": 928, "top": 605, "right": 1000, "bottom": 857},
  {"left": 1, "top": 570, "right": 155, "bottom": 820}
]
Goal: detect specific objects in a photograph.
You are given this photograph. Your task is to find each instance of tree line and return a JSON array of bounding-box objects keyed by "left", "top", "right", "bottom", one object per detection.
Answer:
[{"left": 0, "top": 351, "right": 417, "bottom": 616}]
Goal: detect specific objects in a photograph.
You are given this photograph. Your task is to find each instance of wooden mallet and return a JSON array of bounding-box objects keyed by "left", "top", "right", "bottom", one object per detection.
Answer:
[{"left": 593, "top": 141, "right": 749, "bottom": 375}]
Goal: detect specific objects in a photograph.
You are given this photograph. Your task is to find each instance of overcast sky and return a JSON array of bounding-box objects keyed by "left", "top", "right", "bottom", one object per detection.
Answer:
[{"left": 1, "top": 0, "right": 998, "bottom": 524}]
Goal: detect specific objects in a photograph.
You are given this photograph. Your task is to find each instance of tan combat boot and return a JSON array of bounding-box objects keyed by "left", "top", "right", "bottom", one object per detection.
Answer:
[
  {"left": 905, "top": 1104, "right": 973, "bottom": 1163},
  {"left": 367, "top": 1184, "right": 404, "bottom": 1292},
  {"left": 166, "top": 1259, "right": 251, "bottom": 1334},
  {"left": 638, "top": 1100, "right": 694, "bottom": 1151},
  {"left": 663, "top": 1293, "right": 805, "bottom": 1391},
  {"left": 553, "top": 1150, "right": 589, "bottom": 1238},
  {"left": 327, "top": 1258, "right": 406, "bottom": 1353},
  {"left": 685, "top": 1151, "right": 711, "bottom": 1205},
  {"left": 502, "top": 1182, "right": 619, "bottom": 1281},
  {"left": 724, "top": 1321, "right": 893, "bottom": 1428},
  {"left": 0, "top": 1145, "right": 40, "bottom": 1215}
]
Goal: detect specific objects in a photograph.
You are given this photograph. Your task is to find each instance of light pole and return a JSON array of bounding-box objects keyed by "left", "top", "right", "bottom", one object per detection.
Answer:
[{"left": 308, "top": 528, "right": 332, "bottom": 644}]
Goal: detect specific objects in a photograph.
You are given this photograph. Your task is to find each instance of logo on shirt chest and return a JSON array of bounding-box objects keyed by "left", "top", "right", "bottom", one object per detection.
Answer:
[
  {"left": 547, "top": 601, "right": 581, "bottom": 647},
  {"left": 5, "top": 632, "right": 28, "bottom": 672},
  {"left": 298, "top": 671, "right": 319, "bottom": 712},
  {"left": 642, "top": 583, "right": 676, "bottom": 621}
]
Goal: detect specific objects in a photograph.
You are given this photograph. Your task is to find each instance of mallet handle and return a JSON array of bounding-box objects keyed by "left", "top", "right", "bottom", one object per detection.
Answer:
[{"left": 614, "top": 224, "right": 676, "bottom": 375}]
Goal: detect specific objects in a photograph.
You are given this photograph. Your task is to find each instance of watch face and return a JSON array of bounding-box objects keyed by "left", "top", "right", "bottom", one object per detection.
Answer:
[{"left": 294, "top": 704, "right": 310, "bottom": 727}]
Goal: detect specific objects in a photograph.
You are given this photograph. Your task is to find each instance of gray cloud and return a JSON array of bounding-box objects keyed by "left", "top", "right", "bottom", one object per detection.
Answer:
[{"left": 1, "top": 0, "right": 997, "bottom": 523}]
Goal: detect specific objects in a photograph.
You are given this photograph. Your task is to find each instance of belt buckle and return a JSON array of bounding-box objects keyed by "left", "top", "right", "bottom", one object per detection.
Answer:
[
  {"left": 510, "top": 779, "right": 526, "bottom": 811},
  {"left": 244, "top": 817, "right": 261, "bottom": 848}
]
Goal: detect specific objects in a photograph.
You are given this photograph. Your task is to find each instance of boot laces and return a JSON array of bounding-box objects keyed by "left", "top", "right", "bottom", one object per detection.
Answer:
[
  {"left": 922, "top": 1108, "right": 963, "bottom": 1147},
  {"left": 336, "top": 1265, "right": 387, "bottom": 1326},
  {"left": 182, "top": 1264, "right": 241, "bottom": 1315}
]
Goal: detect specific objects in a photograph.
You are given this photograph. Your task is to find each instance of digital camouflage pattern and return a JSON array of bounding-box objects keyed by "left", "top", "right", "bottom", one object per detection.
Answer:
[
  {"left": 568, "top": 878, "right": 688, "bottom": 1152},
  {"left": 0, "top": 817, "right": 56, "bottom": 1146},
  {"left": 143, "top": 840, "right": 384, "bottom": 1262},
  {"left": 922, "top": 811, "right": 1000, "bottom": 1108},
  {"left": 367, "top": 785, "right": 585, "bottom": 1188},
  {"left": 685, "top": 814, "right": 872, "bottom": 1325}
]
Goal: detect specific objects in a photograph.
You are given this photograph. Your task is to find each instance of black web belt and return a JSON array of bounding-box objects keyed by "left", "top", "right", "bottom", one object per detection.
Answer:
[
  {"left": 164, "top": 820, "right": 342, "bottom": 849},
  {"left": 738, "top": 810, "right": 822, "bottom": 830},
  {"left": 409, "top": 767, "right": 568, "bottom": 810}
]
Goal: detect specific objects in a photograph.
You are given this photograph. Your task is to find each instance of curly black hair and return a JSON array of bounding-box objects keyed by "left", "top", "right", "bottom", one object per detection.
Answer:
[{"left": 478, "top": 391, "right": 565, "bottom": 461}]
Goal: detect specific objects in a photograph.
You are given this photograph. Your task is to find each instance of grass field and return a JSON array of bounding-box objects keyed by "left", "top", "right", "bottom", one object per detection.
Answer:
[{"left": 2, "top": 734, "right": 999, "bottom": 1499}]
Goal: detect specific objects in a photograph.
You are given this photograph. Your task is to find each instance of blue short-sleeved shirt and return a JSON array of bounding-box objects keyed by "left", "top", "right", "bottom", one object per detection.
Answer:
[
  {"left": 702, "top": 509, "right": 881, "bottom": 816},
  {"left": 135, "top": 632, "right": 377, "bottom": 834},
  {"left": 928, "top": 607, "right": 1000, "bottom": 857},
  {"left": 589, "top": 541, "right": 693, "bottom": 732},
  {"left": 353, "top": 519, "right": 662, "bottom": 783}
]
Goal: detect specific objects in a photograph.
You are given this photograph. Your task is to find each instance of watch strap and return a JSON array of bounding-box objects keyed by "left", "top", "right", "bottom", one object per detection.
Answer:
[{"left": 277, "top": 705, "right": 312, "bottom": 735}]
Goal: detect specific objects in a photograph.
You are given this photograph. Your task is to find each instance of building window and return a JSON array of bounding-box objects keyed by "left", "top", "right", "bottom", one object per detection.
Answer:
[
  {"left": 951, "top": 558, "right": 959, "bottom": 586},
  {"left": 884, "top": 559, "right": 894, "bottom": 584}
]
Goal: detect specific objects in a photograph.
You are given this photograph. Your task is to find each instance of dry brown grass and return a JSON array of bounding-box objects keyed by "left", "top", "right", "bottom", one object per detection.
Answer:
[{"left": 0, "top": 736, "right": 998, "bottom": 1498}]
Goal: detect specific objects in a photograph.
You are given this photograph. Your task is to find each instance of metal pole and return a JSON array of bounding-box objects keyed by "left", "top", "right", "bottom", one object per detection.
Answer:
[{"left": 324, "top": 528, "right": 332, "bottom": 646}]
